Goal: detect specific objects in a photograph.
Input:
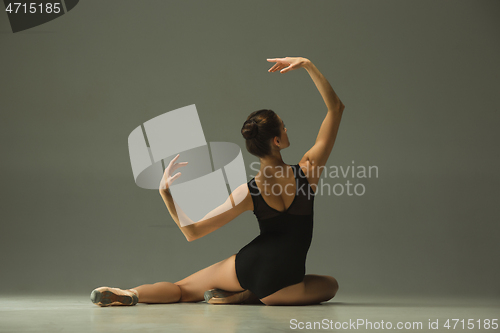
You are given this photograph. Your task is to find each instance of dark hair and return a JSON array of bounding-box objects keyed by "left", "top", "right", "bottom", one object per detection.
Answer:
[{"left": 241, "top": 109, "right": 282, "bottom": 158}]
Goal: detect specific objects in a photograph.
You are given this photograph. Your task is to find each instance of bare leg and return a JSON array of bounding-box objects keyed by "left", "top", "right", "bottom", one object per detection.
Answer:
[
  {"left": 205, "top": 289, "right": 263, "bottom": 305},
  {"left": 132, "top": 282, "right": 182, "bottom": 304},
  {"left": 174, "top": 253, "right": 245, "bottom": 303},
  {"left": 259, "top": 274, "right": 339, "bottom": 306},
  {"left": 130, "top": 254, "right": 244, "bottom": 304}
]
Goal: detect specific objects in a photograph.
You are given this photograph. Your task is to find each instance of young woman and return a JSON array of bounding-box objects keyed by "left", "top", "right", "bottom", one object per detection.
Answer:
[{"left": 91, "top": 56, "right": 345, "bottom": 306}]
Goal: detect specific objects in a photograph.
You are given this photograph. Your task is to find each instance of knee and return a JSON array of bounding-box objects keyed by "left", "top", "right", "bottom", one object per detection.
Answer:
[
  {"left": 326, "top": 276, "right": 339, "bottom": 299},
  {"left": 173, "top": 283, "right": 190, "bottom": 303}
]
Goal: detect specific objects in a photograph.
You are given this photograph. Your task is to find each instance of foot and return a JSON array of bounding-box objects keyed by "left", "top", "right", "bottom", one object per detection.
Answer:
[
  {"left": 204, "top": 289, "right": 254, "bottom": 305},
  {"left": 90, "top": 287, "right": 139, "bottom": 307}
]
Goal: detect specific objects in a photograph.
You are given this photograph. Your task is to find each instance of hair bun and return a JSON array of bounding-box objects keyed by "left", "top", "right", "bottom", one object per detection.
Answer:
[{"left": 241, "top": 119, "right": 258, "bottom": 140}]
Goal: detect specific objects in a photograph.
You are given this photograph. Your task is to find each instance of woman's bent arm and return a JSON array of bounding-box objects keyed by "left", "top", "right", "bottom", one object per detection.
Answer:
[
  {"left": 159, "top": 188, "right": 196, "bottom": 241},
  {"left": 159, "top": 183, "right": 251, "bottom": 242}
]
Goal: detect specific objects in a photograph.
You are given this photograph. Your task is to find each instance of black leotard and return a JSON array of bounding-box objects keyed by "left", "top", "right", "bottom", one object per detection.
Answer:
[{"left": 235, "top": 164, "right": 315, "bottom": 299}]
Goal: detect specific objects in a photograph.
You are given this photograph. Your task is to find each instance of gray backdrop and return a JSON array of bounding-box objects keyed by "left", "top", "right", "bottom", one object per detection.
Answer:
[{"left": 1, "top": 0, "right": 499, "bottom": 298}]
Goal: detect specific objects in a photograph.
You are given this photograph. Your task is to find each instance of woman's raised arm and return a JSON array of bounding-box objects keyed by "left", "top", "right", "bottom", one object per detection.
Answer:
[
  {"left": 302, "top": 59, "right": 344, "bottom": 173},
  {"left": 268, "top": 57, "right": 345, "bottom": 176}
]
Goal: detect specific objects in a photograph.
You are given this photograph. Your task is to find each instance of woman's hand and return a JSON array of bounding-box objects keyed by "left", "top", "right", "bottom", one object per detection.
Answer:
[
  {"left": 267, "top": 57, "right": 309, "bottom": 74},
  {"left": 159, "top": 154, "right": 189, "bottom": 192}
]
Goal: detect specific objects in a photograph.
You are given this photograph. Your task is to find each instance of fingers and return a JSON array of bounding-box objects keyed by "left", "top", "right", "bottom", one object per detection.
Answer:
[
  {"left": 171, "top": 161, "right": 188, "bottom": 173},
  {"left": 171, "top": 172, "right": 182, "bottom": 182},
  {"left": 267, "top": 58, "right": 292, "bottom": 73},
  {"left": 269, "top": 63, "right": 287, "bottom": 72},
  {"left": 160, "top": 155, "right": 186, "bottom": 189},
  {"left": 267, "top": 57, "right": 286, "bottom": 62},
  {"left": 160, "top": 169, "right": 183, "bottom": 189},
  {"left": 268, "top": 63, "right": 279, "bottom": 72},
  {"left": 168, "top": 154, "right": 180, "bottom": 168},
  {"left": 280, "top": 65, "right": 293, "bottom": 73},
  {"left": 167, "top": 172, "right": 182, "bottom": 187},
  {"left": 270, "top": 65, "right": 286, "bottom": 73},
  {"left": 167, "top": 154, "right": 188, "bottom": 169}
]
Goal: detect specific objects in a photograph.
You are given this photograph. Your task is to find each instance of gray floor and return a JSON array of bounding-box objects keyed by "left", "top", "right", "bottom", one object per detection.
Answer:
[{"left": 1, "top": 294, "right": 498, "bottom": 332}]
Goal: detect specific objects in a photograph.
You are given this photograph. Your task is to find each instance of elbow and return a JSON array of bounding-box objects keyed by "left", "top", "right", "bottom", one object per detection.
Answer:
[
  {"left": 329, "top": 101, "right": 344, "bottom": 114},
  {"left": 184, "top": 225, "right": 198, "bottom": 242},
  {"left": 337, "top": 101, "right": 345, "bottom": 112},
  {"left": 186, "top": 233, "right": 197, "bottom": 242}
]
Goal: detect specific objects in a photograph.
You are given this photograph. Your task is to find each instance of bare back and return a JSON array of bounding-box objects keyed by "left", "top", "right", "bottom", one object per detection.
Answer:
[{"left": 245, "top": 164, "right": 317, "bottom": 213}]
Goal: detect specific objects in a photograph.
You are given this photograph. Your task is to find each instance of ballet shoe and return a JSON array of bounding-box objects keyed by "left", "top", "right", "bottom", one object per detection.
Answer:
[
  {"left": 204, "top": 288, "right": 249, "bottom": 304},
  {"left": 90, "top": 287, "right": 139, "bottom": 307}
]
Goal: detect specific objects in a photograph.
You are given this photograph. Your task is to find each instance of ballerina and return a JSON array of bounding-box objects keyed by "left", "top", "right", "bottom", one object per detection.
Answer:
[{"left": 91, "top": 56, "right": 345, "bottom": 306}]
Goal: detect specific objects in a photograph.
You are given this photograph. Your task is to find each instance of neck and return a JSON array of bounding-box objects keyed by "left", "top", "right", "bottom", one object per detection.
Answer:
[{"left": 258, "top": 151, "right": 287, "bottom": 172}]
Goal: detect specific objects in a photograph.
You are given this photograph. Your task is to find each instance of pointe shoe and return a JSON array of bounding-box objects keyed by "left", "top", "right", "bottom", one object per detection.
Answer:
[
  {"left": 90, "top": 287, "right": 139, "bottom": 307},
  {"left": 204, "top": 289, "right": 249, "bottom": 304}
]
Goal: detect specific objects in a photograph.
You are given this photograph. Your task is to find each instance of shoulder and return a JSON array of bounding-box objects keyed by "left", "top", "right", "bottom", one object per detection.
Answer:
[{"left": 215, "top": 182, "right": 254, "bottom": 215}]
